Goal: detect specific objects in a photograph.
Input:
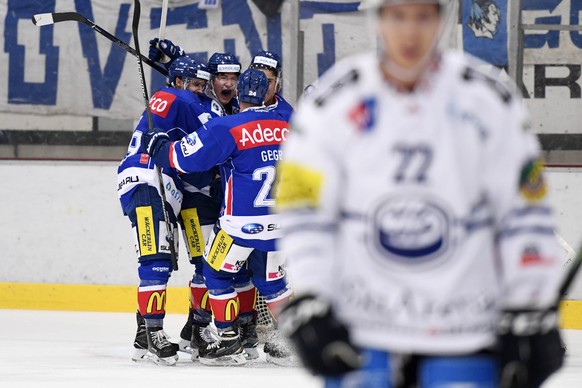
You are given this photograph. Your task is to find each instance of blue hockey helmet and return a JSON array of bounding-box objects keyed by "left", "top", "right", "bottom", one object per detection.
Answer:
[
  {"left": 206, "top": 52, "right": 241, "bottom": 75},
  {"left": 168, "top": 56, "right": 210, "bottom": 86},
  {"left": 237, "top": 68, "right": 268, "bottom": 105},
  {"left": 250, "top": 50, "right": 282, "bottom": 77},
  {"left": 191, "top": 62, "right": 211, "bottom": 81}
]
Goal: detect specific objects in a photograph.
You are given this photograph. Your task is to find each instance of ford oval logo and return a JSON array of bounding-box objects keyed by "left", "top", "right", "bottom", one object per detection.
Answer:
[
  {"left": 241, "top": 223, "right": 264, "bottom": 234},
  {"left": 370, "top": 194, "right": 453, "bottom": 268}
]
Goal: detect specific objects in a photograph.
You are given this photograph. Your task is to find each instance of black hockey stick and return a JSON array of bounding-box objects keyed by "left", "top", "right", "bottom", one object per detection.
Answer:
[
  {"left": 32, "top": 12, "right": 168, "bottom": 77},
  {"left": 131, "top": 0, "right": 178, "bottom": 271}
]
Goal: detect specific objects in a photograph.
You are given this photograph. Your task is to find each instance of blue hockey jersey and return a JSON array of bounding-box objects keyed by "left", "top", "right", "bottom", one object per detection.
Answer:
[
  {"left": 117, "top": 87, "right": 213, "bottom": 216},
  {"left": 164, "top": 107, "right": 290, "bottom": 251},
  {"left": 266, "top": 94, "right": 294, "bottom": 122}
]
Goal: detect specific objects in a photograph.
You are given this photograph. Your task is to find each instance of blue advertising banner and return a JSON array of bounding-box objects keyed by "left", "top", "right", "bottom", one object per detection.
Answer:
[
  {"left": 462, "top": 0, "right": 508, "bottom": 67},
  {"left": 0, "top": 0, "right": 366, "bottom": 119}
]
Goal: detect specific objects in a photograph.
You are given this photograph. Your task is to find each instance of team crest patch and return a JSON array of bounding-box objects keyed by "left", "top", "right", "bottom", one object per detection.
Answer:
[
  {"left": 180, "top": 132, "right": 204, "bottom": 156},
  {"left": 348, "top": 97, "right": 376, "bottom": 132},
  {"left": 519, "top": 159, "right": 547, "bottom": 202}
]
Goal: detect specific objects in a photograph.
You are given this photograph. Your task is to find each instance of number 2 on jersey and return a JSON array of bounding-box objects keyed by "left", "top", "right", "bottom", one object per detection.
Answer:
[{"left": 253, "top": 166, "right": 276, "bottom": 207}]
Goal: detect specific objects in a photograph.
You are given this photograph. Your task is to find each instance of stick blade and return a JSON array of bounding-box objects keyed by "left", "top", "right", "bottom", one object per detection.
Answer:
[{"left": 32, "top": 13, "right": 55, "bottom": 26}]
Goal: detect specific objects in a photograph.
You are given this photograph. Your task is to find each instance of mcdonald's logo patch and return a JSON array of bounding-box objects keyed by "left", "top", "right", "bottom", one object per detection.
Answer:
[{"left": 138, "top": 286, "right": 166, "bottom": 316}]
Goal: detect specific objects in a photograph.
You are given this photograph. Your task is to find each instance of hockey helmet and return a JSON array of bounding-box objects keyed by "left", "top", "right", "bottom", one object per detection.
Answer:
[
  {"left": 237, "top": 68, "right": 268, "bottom": 105},
  {"left": 250, "top": 50, "right": 282, "bottom": 77},
  {"left": 206, "top": 53, "right": 241, "bottom": 75},
  {"left": 168, "top": 56, "right": 210, "bottom": 86}
]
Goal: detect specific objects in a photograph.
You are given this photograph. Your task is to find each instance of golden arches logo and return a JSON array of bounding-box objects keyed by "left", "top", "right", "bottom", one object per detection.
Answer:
[
  {"left": 200, "top": 290, "right": 210, "bottom": 310},
  {"left": 224, "top": 298, "right": 240, "bottom": 321},
  {"left": 146, "top": 291, "right": 166, "bottom": 314}
]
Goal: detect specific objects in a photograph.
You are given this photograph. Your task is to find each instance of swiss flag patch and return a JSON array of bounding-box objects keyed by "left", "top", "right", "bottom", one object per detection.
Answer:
[{"left": 149, "top": 91, "right": 176, "bottom": 119}]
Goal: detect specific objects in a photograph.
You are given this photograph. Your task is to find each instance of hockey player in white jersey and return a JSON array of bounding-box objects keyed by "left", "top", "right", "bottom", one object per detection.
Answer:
[{"left": 276, "top": 0, "right": 565, "bottom": 387}]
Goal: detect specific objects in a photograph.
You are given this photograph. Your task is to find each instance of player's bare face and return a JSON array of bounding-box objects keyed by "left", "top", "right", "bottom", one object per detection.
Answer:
[
  {"left": 213, "top": 73, "right": 238, "bottom": 105},
  {"left": 377, "top": 4, "right": 440, "bottom": 70},
  {"left": 187, "top": 79, "right": 207, "bottom": 95},
  {"left": 258, "top": 68, "right": 278, "bottom": 106}
]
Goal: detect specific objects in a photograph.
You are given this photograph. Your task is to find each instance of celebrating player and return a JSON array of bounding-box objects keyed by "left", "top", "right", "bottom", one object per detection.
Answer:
[
  {"left": 141, "top": 68, "right": 292, "bottom": 366},
  {"left": 230, "top": 50, "right": 295, "bottom": 364},
  {"left": 249, "top": 50, "right": 294, "bottom": 119},
  {"left": 205, "top": 52, "right": 241, "bottom": 116},
  {"left": 276, "top": 0, "right": 565, "bottom": 387},
  {"left": 148, "top": 40, "right": 248, "bottom": 358},
  {"left": 117, "top": 56, "right": 214, "bottom": 366}
]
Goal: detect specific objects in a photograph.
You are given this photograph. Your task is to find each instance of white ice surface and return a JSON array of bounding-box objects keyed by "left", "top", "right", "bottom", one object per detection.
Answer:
[{"left": 1, "top": 309, "right": 580, "bottom": 387}]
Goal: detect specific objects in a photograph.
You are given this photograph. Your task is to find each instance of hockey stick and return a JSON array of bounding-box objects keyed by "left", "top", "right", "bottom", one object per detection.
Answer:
[
  {"left": 558, "top": 244, "right": 582, "bottom": 302},
  {"left": 158, "top": 0, "right": 169, "bottom": 63},
  {"left": 131, "top": 0, "right": 179, "bottom": 271},
  {"left": 32, "top": 12, "right": 168, "bottom": 77}
]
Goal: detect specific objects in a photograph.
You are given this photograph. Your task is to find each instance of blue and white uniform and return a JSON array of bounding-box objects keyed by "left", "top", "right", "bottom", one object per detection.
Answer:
[
  {"left": 148, "top": 104, "right": 292, "bottom": 326},
  {"left": 169, "top": 107, "right": 289, "bottom": 252},
  {"left": 118, "top": 87, "right": 212, "bottom": 221},
  {"left": 117, "top": 87, "right": 212, "bottom": 324},
  {"left": 266, "top": 93, "right": 294, "bottom": 122}
]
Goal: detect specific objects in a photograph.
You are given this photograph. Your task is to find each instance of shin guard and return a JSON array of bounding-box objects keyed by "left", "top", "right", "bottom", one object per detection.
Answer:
[
  {"left": 209, "top": 291, "right": 239, "bottom": 330},
  {"left": 236, "top": 285, "right": 257, "bottom": 316},
  {"left": 138, "top": 284, "right": 167, "bottom": 320}
]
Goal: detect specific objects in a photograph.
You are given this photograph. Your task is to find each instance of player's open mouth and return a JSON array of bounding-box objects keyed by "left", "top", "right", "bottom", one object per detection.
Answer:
[{"left": 221, "top": 90, "right": 233, "bottom": 98}]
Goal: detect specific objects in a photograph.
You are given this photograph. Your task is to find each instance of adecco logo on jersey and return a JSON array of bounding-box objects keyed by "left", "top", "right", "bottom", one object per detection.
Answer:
[
  {"left": 230, "top": 120, "right": 289, "bottom": 150},
  {"left": 149, "top": 90, "right": 176, "bottom": 119}
]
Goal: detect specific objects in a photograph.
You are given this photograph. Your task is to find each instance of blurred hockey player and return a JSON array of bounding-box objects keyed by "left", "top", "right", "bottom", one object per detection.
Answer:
[
  {"left": 117, "top": 55, "right": 214, "bottom": 366},
  {"left": 141, "top": 69, "right": 293, "bottom": 366},
  {"left": 275, "top": 0, "right": 565, "bottom": 387}
]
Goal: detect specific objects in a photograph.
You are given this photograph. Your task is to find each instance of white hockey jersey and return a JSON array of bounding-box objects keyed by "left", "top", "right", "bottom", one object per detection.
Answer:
[{"left": 276, "top": 51, "right": 564, "bottom": 354}]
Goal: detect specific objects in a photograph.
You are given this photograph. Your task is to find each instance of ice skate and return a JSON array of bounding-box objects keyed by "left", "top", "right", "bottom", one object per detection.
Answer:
[
  {"left": 131, "top": 311, "right": 149, "bottom": 362},
  {"left": 239, "top": 319, "right": 259, "bottom": 360},
  {"left": 183, "top": 323, "right": 217, "bottom": 361},
  {"left": 131, "top": 311, "right": 179, "bottom": 364},
  {"left": 178, "top": 314, "right": 193, "bottom": 354},
  {"left": 146, "top": 327, "right": 179, "bottom": 366},
  {"left": 198, "top": 329, "right": 247, "bottom": 366}
]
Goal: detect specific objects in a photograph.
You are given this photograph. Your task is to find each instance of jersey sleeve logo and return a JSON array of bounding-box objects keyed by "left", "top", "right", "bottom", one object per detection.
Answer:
[
  {"left": 149, "top": 91, "right": 177, "bottom": 119},
  {"left": 230, "top": 120, "right": 289, "bottom": 150},
  {"left": 179, "top": 132, "right": 204, "bottom": 156}
]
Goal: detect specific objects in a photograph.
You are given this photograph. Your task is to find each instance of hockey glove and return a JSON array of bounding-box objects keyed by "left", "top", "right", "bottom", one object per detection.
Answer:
[
  {"left": 497, "top": 308, "right": 564, "bottom": 388},
  {"left": 141, "top": 128, "right": 172, "bottom": 168},
  {"left": 148, "top": 38, "right": 184, "bottom": 66},
  {"left": 279, "top": 294, "right": 362, "bottom": 376}
]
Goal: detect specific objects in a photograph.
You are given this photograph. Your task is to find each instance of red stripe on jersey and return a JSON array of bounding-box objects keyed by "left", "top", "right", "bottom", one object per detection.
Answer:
[
  {"left": 225, "top": 176, "right": 233, "bottom": 215},
  {"left": 230, "top": 119, "right": 289, "bottom": 150},
  {"left": 149, "top": 91, "right": 176, "bottom": 119},
  {"left": 140, "top": 154, "right": 149, "bottom": 164},
  {"left": 169, "top": 142, "right": 177, "bottom": 169}
]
